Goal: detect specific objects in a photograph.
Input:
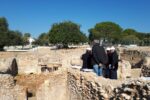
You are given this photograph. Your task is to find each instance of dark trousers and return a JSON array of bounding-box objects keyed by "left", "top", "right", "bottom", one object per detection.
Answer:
[
  {"left": 110, "top": 69, "right": 117, "bottom": 79},
  {"left": 103, "top": 68, "right": 110, "bottom": 78}
]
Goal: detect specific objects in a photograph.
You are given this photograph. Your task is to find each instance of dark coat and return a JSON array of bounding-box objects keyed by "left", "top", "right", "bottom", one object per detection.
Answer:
[
  {"left": 109, "top": 51, "right": 118, "bottom": 70},
  {"left": 91, "top": 43, "right": 108, "bottom": 65},
  {"left": 81, "top": 51, "right": 93, "bottom": 69}
]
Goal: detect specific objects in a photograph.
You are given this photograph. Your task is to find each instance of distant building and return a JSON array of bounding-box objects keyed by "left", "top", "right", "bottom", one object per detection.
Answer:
[{"left": 28, "top": 37, "right": 35, "bottom": 46}]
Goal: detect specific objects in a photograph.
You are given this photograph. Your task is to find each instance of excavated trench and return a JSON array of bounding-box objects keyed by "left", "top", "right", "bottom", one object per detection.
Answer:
[
  {"left": 0, "top": 62, "right": 149, "bottom": 100},
  {"left": 0, "top": 48, "right": 150, "bottom": 100}
]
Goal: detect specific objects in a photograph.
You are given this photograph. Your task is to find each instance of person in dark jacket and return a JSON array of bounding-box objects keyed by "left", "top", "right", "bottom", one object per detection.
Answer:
[
  {"left": 92, "top": 40, "right": 108, "bottom": 76},
  {"left": 103, "top": 47, "right": 111, "bottom": 78},
  {"left": 109, "top": 46, "right": 118, "bottom": 79},
  {"left": 81, "top": 48, "right": 93, "bottom": 70}
]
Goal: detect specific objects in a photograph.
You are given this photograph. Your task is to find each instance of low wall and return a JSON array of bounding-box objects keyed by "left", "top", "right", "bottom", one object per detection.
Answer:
[
  {"left": 120, "top": 48, "right": 150, "bottom": 68},
  {"left": 0, "top": 58, "right": 18, "bottom": 76},
  {"left": 141, "top": 57, "right": 150, "bottom": 77},
  {"left": 0, "top": 67, "right": 149, "bottom": 100},
  {"left": 67, "top": 68, "right": 150, "bottom": 100},
  {"left": 114, "top": 79, "right": 150, "bottom": 99},
  {"left": 0, "top": 74, "right": 26, "bottom": 100}
]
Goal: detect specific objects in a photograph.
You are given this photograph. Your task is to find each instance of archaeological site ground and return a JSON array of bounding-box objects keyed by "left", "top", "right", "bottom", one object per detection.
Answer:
[{"left": 0, "top": 46, "right": 150, "bottom": 100}]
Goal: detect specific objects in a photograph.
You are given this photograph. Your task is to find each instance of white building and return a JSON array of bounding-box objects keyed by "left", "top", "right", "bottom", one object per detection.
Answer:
[{"left": 28, "top": 37, "right": 35, "bottom": 46}]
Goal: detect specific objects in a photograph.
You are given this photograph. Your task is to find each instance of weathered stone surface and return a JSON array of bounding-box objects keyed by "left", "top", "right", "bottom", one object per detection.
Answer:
[
  {"left": 118, "top": 60, "right": 131, "bottom": 79},
  {"left": 36, "top": 69, "right": 68, "bottom": 100},
  {"left": 113, "top": 79, "right": 150, "bottom": 99},
  {"left": 67, "top": 68, "right": 123, "bottom": 100},
  {"left": 70, "top": 58, "right": 82, "bottom": 66},
  {"left": 1, "top": 46, "right": 150, "bottom": 100},
  {"left": 0, "top": 74, "right": 26, "bottom": 100},
  {"left": 141, "top": 57, "right": 150, "bottom": 77},
  {"left": 0, "top": 58, "right": 18, "bottom": 76},
  {"left": 16, "top": 54, "right": 40, "bottom": 74}
]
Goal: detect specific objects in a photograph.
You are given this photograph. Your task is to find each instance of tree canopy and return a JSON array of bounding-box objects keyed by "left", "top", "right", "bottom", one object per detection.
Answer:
[
  {"left": 119, "top": 29, "right": 140, "bottom": 44},
  {"left": 0, "top": 17, "right": 31, "bottom": 50},
  {"left": 89, "top": 22, "right": 122, "bottom": 42},
  {"left": 8, "top": 30, "right": 23, "bottom": 46},
  {"left": 35, "top": 33, "right": 49, "bottom": 46},
  {"left": 1, "top": 17, "right": 150, "bottom": 50},
  {"left": 0, "top": 17, "right": 9, "bottom": 50},
  {"left": 22, "top": 33, "right": 31, "bottom": 45},
  {"left": 48, "top": 21, "right": 88, "bottom": 47}
]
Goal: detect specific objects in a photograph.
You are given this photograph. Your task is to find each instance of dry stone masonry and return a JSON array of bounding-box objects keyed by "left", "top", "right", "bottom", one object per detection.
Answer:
[
  {"left": 141, "top": 57, "right": 150, "bottom": 77},
  {"left": 0, "top": 47, "right": 150, "bottom": 100},
  {"left": 0, "top": 74, "right": 26, "bottom": 100},
  {"left": 119, "top": 47, "right": 150, "bottom": 68},
  {"left": 0, "top": 58, "right": 18, "bottom": 76},
  {"left": 113, "top": 79, "right": 150, "bottom": 99}
]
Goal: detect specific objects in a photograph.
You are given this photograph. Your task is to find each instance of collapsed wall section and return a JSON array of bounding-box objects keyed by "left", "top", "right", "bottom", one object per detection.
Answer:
[
  {"left": 114, "top": 79, "right": 150, "bottom": 99},
  {"left": 67, "top": 68, "right": 150, "bottom": 100},
  {"left": 36, "top": 68, "right": 69, "bottom": 100},
  {"left": 0, "top": 74, "right": 26, "bottom": 100},
  {"left": 141, "top": 57, "right": 150, "bottom": 77},
  {"left": 119, "top": 47, "right": 150, "bottom": 68},
  {"left": 67, "top": 68, "right": 120, "bottom": 100}
]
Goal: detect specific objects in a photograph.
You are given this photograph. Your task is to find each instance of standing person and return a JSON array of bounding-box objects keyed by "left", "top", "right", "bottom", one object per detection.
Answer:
[
  {"left": 81, "top": 48, "right": 93, "bottom": 71},
  {"left": 91, "top": 40, "right": 108, "bottom": 76},
  {"left": 109, "top": 46, "right": 118, "bottom": 79},
  {"left": 103, "top": 47, "right": 111, "bottom": 78}
]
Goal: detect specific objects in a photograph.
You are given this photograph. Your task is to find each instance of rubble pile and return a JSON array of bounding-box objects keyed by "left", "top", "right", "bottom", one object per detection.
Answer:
[
  {"left": 0, "top": 47, "right": 150, "bottom": 100},
  {"left": 0, "top": 74, "right": 26, "bottom": 100},
  {"left": 67, "top": 68, "right": 150, "bottom": 100},
  {"left": 113, "top": 79, "right": 150, "bottom": 99},
  {"left": 141, "top": 57, "right": 150, "bottom": 77},
  {"left": 120, "top": 47, "right": 150, "bottom": 68},
  {"left": 67, "top": 68, "right": 122, "bottom": 100}
]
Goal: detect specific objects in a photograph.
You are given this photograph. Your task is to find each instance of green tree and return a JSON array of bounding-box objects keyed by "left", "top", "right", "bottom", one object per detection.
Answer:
[
  {"left": 121, "top": 29, "right": 140, "bottom": 45},
  {"left": 0, "top": 17, "right": 9, "bottom": 50},
  {"left": 89, "top": 21, "right": 122, "bottom": 42},
  {"left": 24, "top": 33, "right": 31, "bottom": 37},
  {"left": 36, "top": 33, "right": 49, "bottom": 46},
  {"left": 122, "top": 29, "right": 138, "bottom": 36},
  {"left": 48, "top": 21, "right": 87, "bottom": 47},
  {"left": 8, "top": 31, "right": 23, "bottom": 46},
  {"left": 121, "top": 35, "right": 140, "bottom": 45},
  {"left": 79, "top": 33, "right": 88, "bottom": 43},
  {"left": 22, "top": 33, "right": 31, "bottom": 45}
]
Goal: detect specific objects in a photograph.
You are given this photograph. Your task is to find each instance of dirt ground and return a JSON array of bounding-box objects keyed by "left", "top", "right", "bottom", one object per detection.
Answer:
[{"left": 0, "top": 46, "right": 144, "bottom": 99}]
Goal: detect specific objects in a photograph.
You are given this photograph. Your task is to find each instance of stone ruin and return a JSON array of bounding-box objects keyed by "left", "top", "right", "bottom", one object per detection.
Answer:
[
  {"left": 141, "top": 57, "right": 150, "bottom": 77},
  {"left": 0, "top": 57, "right": 18, "bottom": 76},
  {"left": 0, "top": 47, "right": 149, "bottom": 100},
  {"left": 119, "top": 47, "right": 150, "bottom": 68},
  {"left": 0, "top": 74, "right": 26, "bottom": 100}
]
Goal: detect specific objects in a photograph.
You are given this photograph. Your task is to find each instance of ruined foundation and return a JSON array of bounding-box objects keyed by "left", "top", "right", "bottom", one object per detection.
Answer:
[{"left": 0, "top": 47, "right": 150, "bottom": 100}]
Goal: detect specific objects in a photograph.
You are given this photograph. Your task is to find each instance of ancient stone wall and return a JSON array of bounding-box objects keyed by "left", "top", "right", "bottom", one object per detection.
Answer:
[
  {"left": 119, "top": 47, "right": 150, "bottom": 68},
  {"left": 67, "top": 68, "right": 121, "bottom": 100},
  {"left": 0, "top": 58, "right": 18, "bottom": 76},
  {"left": 120, "top": 49, "right": 143, "bottom": 68},
  {"left": 113, "top": 79, "right": 150, "bottom": 99},
  {"left": 0, "top": 74, "right": 26, "bottom": 100},
  {"left": 141, "top": 57, "right": 150, "bottom": 77},
  {"left": 67, "top": 68, "right": 150, "bottom": 100},
  {"left": 0, "top": 47, "right": 149, "bottom": 100},
  {"left": 36, "top": 68, "right": 69, "bottom": 100}
]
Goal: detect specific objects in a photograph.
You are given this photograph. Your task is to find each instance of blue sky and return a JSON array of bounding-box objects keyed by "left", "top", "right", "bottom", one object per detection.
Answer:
[{"left": 0, "top": 0, "right": 150, "bottom": 38}]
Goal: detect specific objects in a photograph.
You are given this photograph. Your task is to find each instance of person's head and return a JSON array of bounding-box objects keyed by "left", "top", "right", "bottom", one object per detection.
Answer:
[
  {"left": 86, "top": 47, "right": 92, "bottom": 53},
  {"left": 92, "top": 39, "right": 99, "bottom": 45},
  {"left": 110, "top": 46, "right": 115, "bottom": 53},
  {"left": 106, "top": 47, "right": 111, "bottom": 54}
]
